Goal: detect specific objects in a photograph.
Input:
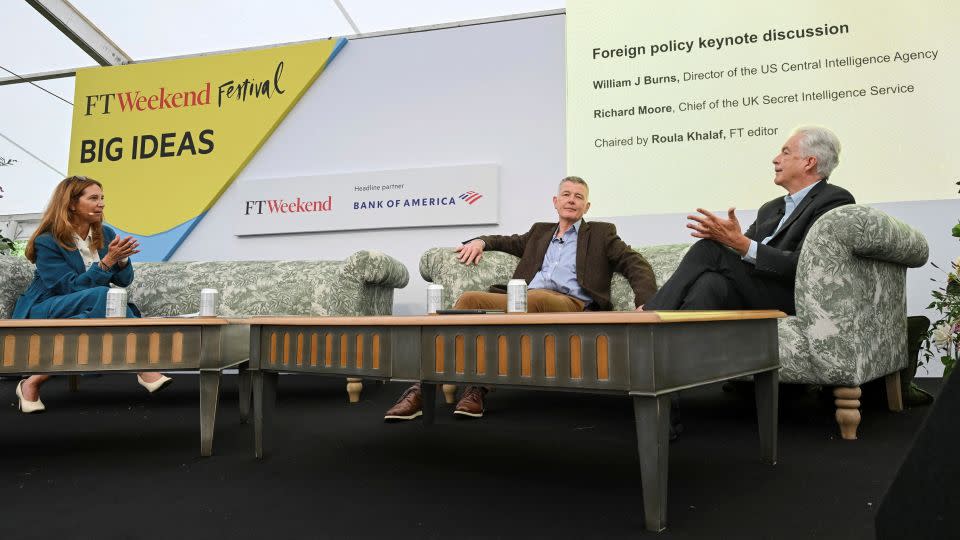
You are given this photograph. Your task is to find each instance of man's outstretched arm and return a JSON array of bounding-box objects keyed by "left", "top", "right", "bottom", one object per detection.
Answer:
[{"left": 454, "top": 225, "right": 537, "bottom": 265}]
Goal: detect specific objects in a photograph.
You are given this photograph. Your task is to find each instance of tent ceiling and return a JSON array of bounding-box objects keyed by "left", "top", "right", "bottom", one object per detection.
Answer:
[
  {"left": 340, "top": 0, "right": 564, "bottom": 37},
  {"left": 0, "top": 1, "right": 95, "bottom": 75},
  {"left": 70, "top": 0, "right": 356, "bottom": 61},
  {"left": 3, "top": 0, "right": 564, "bottom": 75}
]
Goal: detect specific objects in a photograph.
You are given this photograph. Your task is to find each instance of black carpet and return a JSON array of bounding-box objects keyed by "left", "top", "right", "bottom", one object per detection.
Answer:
[
  {"left": 876, "top": 370, "right": 959, "bottom": 539},
  {"left": 0, "top": 375, "right": 938, "bottom": 539}
]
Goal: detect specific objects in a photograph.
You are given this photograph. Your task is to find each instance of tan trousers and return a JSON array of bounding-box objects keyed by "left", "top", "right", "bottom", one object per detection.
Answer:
[{"left": 454, "top": 288, "right": 586, "bottom": 312}]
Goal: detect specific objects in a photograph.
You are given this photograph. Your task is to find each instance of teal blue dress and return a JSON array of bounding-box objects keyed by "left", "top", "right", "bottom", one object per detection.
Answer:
[{"left": 13, "top": 226, "right": 140, "bottom": 319}]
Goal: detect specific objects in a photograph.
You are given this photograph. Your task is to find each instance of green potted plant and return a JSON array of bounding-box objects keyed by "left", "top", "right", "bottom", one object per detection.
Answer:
[
  {"left": 920, "top": 181, "right": 960, "bottom": 379},
  {"left": 0, "top": 232, "right": 15, "bottom": 255},
  {"left": 0, "top": 232, "right": 25, "bottom": 257},
  {"left": 922, "top": 250, "right": 960, "bottom": 377}
]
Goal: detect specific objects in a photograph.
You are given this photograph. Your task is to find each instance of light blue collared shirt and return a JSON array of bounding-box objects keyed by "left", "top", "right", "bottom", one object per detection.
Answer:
[
  {"left": 528, "top": 219, "right": 593, "bottom": 305},
  {"left": 743, "top": 181, "right": 821, "bottom": 264}
]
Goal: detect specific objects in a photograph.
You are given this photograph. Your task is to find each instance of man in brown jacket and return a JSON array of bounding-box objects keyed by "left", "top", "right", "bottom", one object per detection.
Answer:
[{"left": 385, "top": 176, "right": 657, "bottom": 421}]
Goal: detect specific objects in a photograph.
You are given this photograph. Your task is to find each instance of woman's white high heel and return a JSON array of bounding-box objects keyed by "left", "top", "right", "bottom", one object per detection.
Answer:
[
  {"left": 16, "top": 380, "right": 46, "bottom": 413},
  {"left": 137, "top": 374, "right": 172, "bottom": 394}
]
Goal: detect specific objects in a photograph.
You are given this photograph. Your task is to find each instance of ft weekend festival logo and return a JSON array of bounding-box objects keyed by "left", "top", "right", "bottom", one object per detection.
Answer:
[{"left": 78, "top": 61, "right": 287, "bottom": 164}]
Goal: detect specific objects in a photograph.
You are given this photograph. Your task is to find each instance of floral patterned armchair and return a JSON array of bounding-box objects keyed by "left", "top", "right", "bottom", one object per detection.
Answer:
[{"left": 419, "top": 205, "right": 929, "bottom": 439}]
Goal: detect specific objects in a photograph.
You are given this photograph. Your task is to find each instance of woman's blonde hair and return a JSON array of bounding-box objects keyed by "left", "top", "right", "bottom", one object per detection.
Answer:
[{"left": 25, "top": 176, "right": 104, "bottom": 263}]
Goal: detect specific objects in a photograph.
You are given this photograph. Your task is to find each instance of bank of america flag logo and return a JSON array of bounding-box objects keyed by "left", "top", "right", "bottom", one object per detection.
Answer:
[{"left": 459, "top": 191, "right": 483, "bottom": 205}]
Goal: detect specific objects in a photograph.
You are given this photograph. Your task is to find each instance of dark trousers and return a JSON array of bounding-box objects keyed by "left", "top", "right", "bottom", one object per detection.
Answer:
[{"left": 645, "top": 240, "right": 795, "bottom": 314}]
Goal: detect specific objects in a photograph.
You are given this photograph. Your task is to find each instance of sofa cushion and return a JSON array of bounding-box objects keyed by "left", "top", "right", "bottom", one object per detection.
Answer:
[
  {"left": 610, "top": 244, "right": 691, "bottom": 311},
  {"left": 130, "top": 260, "right": 347, "bottom": 317}
]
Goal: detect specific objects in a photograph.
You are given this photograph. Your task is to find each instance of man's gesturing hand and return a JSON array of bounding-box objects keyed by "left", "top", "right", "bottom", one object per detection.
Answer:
[
  {"left": 686, "top": 207, "right": 751, "bottom": 255},
  {"left": 455, "top": 239, "right": 485, "bottom": 265}
]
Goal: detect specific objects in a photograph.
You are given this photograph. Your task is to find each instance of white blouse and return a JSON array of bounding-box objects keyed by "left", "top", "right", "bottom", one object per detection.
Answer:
[{"left": 72, "top": 230, "right": 100, "bottom": 269}]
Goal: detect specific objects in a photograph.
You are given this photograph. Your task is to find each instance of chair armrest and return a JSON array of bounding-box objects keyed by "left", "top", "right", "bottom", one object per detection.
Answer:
[
  {"left": 339, "top": 250, "right": 410, "bottom": 289},
  {"left": 419, "top": 247, "right": 518, "bottom": 309},
  {"left": 333, "top": 251, "right": 409, "bottom": 317},
  {"left": 841, "top": 207, "right": 929, "bottom": 267},
  {"left": 0, "top": 255, "right": 34, "bottom": 319}
]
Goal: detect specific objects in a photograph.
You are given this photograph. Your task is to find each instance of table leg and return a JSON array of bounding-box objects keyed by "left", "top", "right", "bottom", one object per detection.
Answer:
[
  {"left": 199, "top": 370, "right": 221, "bottom": 457},
  {"left": 238, "top": 361, "right": 251, "bottom": 424},
  {"left": 633, "top": 394, "right": 671, "bottom": 532},
  {"left": 254, "top": 371, "right": 278, "bottom": 459},
  {"left": 422, "top": 383, "right": 436, "bottom": 426},
  {"left": 753, "top": 370, "right": 778, "bottom": 465}
]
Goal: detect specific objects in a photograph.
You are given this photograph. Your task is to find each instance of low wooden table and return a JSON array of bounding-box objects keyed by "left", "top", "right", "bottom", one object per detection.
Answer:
[
  {"left": 0, "top": 318, "right": 249, "bottom": 456},
  {"left": 248, "top": 310, "right": 783, "bottom": 531}
]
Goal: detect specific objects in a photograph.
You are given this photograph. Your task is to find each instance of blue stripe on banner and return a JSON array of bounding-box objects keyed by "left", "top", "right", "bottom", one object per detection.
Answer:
[
  {"left": 326, "top": 38, "right": 348, "bottom": 68},
  {"left": 106, "top": 213, "right": 205, "bottom": 262}
]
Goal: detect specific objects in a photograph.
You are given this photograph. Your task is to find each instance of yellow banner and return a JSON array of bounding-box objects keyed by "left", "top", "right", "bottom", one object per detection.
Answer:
[{"left": 68, "top": 39, "right": 346, "bottom": 258}]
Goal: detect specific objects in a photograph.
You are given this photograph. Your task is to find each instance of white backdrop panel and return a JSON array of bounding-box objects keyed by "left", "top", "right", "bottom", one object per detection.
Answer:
[{"left": 174, "top": 16, "right": 566, "bottom": 312}]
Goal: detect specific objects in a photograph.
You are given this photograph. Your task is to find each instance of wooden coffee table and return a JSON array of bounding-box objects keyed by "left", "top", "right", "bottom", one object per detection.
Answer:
[
  {"left": 0, "top": 317, "right": 249, "bottom": 456},
  {"left": 247, "top": 310, "right": 783, "bottom": 531}
]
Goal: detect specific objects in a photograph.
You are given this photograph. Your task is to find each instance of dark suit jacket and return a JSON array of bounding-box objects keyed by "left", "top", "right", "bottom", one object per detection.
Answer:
[
  {"left": 13, "top": 226, "right": 135, "bottom": 319},
  {"left": 478, "top": 220, "right": 656, "bottom": 311},
  {"left": 744, "top": 181, "right": 855, "bottom": 282}
]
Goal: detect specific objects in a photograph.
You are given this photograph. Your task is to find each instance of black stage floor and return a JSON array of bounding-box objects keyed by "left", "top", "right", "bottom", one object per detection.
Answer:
[{"left": 0, "top": 375, "right": 938, "bottom": 539}]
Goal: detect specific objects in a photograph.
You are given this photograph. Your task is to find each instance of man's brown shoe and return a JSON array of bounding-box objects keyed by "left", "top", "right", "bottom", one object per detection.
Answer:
[
  {"left": 453, "top": 385, "right": 487, "bottom": 418},
  {"left": 384, "top": 385, "right": 423, "bottom": 421}
]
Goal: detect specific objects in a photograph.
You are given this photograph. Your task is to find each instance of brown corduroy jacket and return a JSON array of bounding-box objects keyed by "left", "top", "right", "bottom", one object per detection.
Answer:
[{"left": 477, "top": 220, "right": 657, "bottom": 311}]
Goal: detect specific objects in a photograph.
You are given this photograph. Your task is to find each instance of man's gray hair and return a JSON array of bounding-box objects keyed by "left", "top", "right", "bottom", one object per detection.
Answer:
[
  {"left": 559, "top": 176, "right": 589, "bottom": 193},
  {"left": 794, "top": 126, "right": 841, "bottom": 179}
]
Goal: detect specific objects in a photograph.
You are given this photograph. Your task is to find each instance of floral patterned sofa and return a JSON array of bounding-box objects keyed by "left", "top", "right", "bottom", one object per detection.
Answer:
[
  {"left": 0, "top": 250, "right": 410, "bottom": 401},
  {"left": 419, "top": 205, "right": 929, "bottom": 440}
]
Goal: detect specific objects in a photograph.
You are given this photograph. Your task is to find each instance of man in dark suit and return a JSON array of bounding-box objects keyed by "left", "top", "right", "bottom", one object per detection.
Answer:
[
  {"left": 644, "top": 126, "right": 855, "bottom": 313},
  {"left": 385, "top": 176, "right": 657, "bottom": 421}
]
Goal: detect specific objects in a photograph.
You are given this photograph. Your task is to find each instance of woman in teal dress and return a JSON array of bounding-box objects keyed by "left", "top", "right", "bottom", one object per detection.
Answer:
[{"left": 13, "top": 176, "right": 171, "bottom": 413}]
